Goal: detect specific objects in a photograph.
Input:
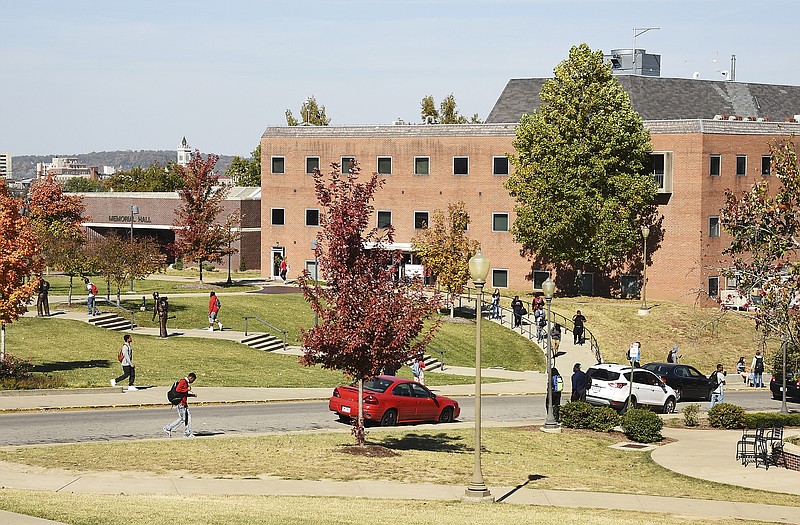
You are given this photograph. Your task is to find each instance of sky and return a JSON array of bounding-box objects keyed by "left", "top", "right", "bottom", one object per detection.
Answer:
[{"left": 3, "top": 0, "right": 800, "bottom": 157}]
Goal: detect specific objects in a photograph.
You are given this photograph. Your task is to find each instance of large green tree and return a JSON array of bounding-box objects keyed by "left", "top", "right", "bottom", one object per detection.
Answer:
[
  {"left": 225, "top": 144, "right": 261, "bottom": 187},
  {"left": 420, "top": 94, "right": 481, "bottom": 124},
  {"left": 505, "top": 43, "right": 657, "bottom": 273},
  {"left": 285, "top": 96, "right": 331, "bottom": 126},
  {"left": 106, "top": 162, "right": 184, "bottom": 192}
]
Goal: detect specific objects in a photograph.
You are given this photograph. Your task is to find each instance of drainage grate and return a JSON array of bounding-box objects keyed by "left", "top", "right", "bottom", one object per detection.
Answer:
[{"left": 618, "top": 443, "right": 649, "bottom": 449}]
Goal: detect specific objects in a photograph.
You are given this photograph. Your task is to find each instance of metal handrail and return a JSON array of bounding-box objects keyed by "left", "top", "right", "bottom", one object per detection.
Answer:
[
  {"left": 95, "top": 296, "right": 136, "bottom": 329},
  {"left": 242, "top": 316, "right": 287, "bottom": 351},
  {"left": 415, "top": 338, "right": 446, "bottom": 371}
]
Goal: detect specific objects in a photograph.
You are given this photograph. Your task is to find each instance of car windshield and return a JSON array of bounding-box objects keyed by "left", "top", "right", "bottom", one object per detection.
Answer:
[
  {"left": 587, "top": 368, "right": 621, "bottom": 381},
  {"left": 362, "top": 378, "right": 393, "bottom": 393}
]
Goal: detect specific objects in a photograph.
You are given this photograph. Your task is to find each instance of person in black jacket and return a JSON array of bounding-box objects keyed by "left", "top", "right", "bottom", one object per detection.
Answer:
[
  {"left": 511, "top": 296, "right": 524, "bottom": 328},
  {"left": 571, "top": 363, "right": 587, "bottom": 402}
]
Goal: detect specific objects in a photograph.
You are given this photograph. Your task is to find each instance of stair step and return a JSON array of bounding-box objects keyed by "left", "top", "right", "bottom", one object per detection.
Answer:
[{"left": 240, "top": 333, "right": 284, "bottom": 352}]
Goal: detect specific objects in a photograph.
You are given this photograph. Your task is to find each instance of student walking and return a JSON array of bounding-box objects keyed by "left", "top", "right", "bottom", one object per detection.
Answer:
[
  {"left": 546, "top": 367, "right": 564, "bottom": 421},
  {"left": 550, "top": 323, "right": 562, "bottom": 354},
  {"left": 709, "top": 363, "right": 726, "bottom": 409},
  {"left": 490, "top": 289, "right": 501, "bottom": 319},
  {"left": 85, "top": 278, "right": 99, "bottom": 316},
  {"left": 571, "top": 363, "right": 587, "bottom": 402},
  {"left": 511, "top": 296, "right": 524, "bottom": 328},
  {"left": 164, "top": 372, "right": 197, "bottom": 438},
  {"left": 572, "top": 310, "right": 586, "bottom": 345},
  {"left": 750, "top": 350, "right": 766, "bottom": 388},
  {"left": 412, "top": 355, "right": 425, "bottom": 385},
  {"left": 207, "top": 292, "right": 222, "bottom": 331},
  {"left": 111, "top": 334, "right": 136, "bottom": 391}
]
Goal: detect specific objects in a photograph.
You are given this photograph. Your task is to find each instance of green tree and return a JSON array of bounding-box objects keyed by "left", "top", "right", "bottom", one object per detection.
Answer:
[
  {"left": 505, "top": 43, "right": 657, "bottom": 277},
  {"left": 63, "top": 177, "right": 105, "bottom": 192},
  {"left": 285, "top": 96, "right": 331, "bottom": 126},
  {"left": 106, "top": 163, "right": 184, "bottom": 192},
  {"left": 412, "top": 201, "right": 480, "bottom": 317},
  {"left": 225, "top": 144, "right": 261, "bottom": 187},
  {"left": 420, "top": 94, "right": 481, "bottom": 124},
  {"left": 92, "top": 235, "right": 167, "bottom": 304}
]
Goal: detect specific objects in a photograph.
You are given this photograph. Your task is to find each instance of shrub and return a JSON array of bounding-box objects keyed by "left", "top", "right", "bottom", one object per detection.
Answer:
[
  {"left": 707, "top": 403, "right": 746, "bottom": 429},
  {"left": 589, "top": 406, "right": 621, "bottom": 432},
  {"left": 560, "top": 401, "right": 595, "bottom": 429},
  {"left": 238, "top": 257, "right": 247, "bottom": 272},
  {"left": 172, "top": 259, "right": 183, "bottom": 270},
  {"left": 683, "top": 403, "right": 700, "bottom": 427},
  {"left": 0, "top": 354, "right": 33, "bottom": 379},
  {"left": 621, "top": 408, "right": 663, "bottom": 443},
  {"left": 201, "top": 261, "right": 215, "bottom": 272},
  {"left": 744, "top": 412, "right": 800, "bottom": 429}
]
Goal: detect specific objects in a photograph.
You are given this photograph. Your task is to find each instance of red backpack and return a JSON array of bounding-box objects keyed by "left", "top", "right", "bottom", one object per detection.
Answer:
[{"left": 90, "top": 283, "right": 98, "bottom": 295}]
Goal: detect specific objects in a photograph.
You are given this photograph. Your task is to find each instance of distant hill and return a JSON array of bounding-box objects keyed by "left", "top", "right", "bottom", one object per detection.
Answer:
[{"left": 11, "top": 150, "right": 235, "bottom": 179}]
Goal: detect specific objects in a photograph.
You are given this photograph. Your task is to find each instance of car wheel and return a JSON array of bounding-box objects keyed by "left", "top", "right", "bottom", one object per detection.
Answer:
[
  {"left": 438, "top": 407, "right": 454, "bottom": 423},
  {"left": 624, "top": 396, "right": 638, "bottom": 412},
  {"left": 380, "top": 409, "right": 398, "bottom": 427},
  {"left": 772, "top": 392, "right": 782, "bottom": 400},
  {"left": 663, "top": 397, "right": 676, "bottom": 414},
  {"left": 674, "top": 388, "right": 682, "bottom": 403}
]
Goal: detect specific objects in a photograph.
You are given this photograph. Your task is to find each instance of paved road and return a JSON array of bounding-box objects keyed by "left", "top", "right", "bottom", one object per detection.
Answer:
[{"left": 0, "top": 390, "right": 787, "bottom": 447}]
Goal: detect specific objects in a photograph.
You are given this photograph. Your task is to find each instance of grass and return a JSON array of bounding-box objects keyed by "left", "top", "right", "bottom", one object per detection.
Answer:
[
  {"left": 0, "top": 491, "right": 768, "bottom": 525},
  {"left": 43, "top": 273, "right": 261, "bottom": 297},
  {"left": 1, "top": 427, "right": 797, "bottom": 508}
]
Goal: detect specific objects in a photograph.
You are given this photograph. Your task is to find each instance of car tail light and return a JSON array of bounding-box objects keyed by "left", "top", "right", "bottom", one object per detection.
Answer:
[
  {"left": 363, "top": 395, "right": 379, "bottom": 405},
  {"left": 332, "top": 388, "right": 340, "bottom": 398},
  {"left": 608, "top": 382, "right": 627, "bottom": 389},
  {"left": 771, "top": 375, "right": 777, "bottom": 382}
]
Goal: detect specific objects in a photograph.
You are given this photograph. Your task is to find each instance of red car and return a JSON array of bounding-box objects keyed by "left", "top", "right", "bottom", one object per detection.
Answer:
[{"left": 329, "top": 376, "right": 461, "bottom": 426}]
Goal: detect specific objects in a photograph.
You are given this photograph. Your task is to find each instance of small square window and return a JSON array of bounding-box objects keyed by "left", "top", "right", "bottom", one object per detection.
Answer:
[
  {"left": 708, "top": 276, "right": 719, "bottom": 298},
  {"left": 736, "top": 155, "right": 747, "bottom": 176},
  {"left": 620, "top": 275, "right": 640, "bottom": 299},
  {"left": 305, "top": 209, "right": 319, "bottom": 227},
  {"left": 306, "top": 157, "right": 320, "bottom": 174},
  {"left": 533, "top": 270, "right": 550, "bottom": 290},
  {"left": 492, "top": 269, "right": 508, "bottom": 288},
  {"left": 761, "top": 155, "right": 771, "bottom": 176},
  {"left": 579, "top": 272, "right": 594, "bottom": 295},
  {"left": 727, "top": 275, "right": 738, "bottom": 289},
  {"left": 492, "top": 213, "right": 509, "bottom": 232},
  {"left": 453, "top": 157, "right": 469, "bottom": 176},
  {"left": 414, "top": 157, "right": 430, "bottom": 176},
  {"left": 377, "top": 210, "right": 392, "bottom": 229},
  {"left": 341, "top": 157, "right": 355, "bottom": 173},
  {"left": 709, "top": 216, "right": 720, "bottom": 238},
  {"left": 271, "top": 208, "right": 285, "bottom": 225},
  {"left": 493, "top": 156, "right": 509, "bottom": 176},
  {"left": 377, "top": 157, "right": 392, "bottom": 175},
  {"left": 710, "top": 155, "right": 721, "bottom": 177},
  {"left": 272, "top": 157, "right": 285, "bottom": 174},
  {"left": 414, "top": 211, "right": 429, "bottom": 229}
]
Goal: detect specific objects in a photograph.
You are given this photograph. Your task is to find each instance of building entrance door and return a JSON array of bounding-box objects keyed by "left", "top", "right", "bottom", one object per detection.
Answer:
[{"left": 271, "top": 246, "right": 285, "bottom": 281}]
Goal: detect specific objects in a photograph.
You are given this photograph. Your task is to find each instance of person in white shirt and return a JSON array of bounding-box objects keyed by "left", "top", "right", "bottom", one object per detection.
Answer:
[{"left": 709, "top": 363, "right": 726, "bottom": 408}]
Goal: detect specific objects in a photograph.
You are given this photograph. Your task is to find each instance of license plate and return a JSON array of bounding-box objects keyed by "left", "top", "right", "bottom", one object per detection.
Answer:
[
  {"left": 779, "top": 387, "right": 784, "bottom": 392},
  {"left": 591, "top": 385, "right": 600, "bottom": 393},
  {"left": 341, "top": 406, "right": 351, "bottom": 413}
]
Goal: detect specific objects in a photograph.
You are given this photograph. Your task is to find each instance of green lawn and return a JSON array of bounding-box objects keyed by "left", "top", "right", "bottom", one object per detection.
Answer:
[{"left": 43, "top": 273, "right": 261, "bottom": 297}]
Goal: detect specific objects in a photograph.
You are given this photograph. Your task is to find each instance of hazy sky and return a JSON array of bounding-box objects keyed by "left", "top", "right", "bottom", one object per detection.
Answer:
[{"left": 3, "top": 0, "right": 799, "bottom": 156}]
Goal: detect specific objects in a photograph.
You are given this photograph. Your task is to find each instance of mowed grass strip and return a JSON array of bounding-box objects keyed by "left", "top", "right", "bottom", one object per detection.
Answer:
[
  {"left": 0, "top": 492, "right": 767, "bottom": 525},
  {"left": 44, "top": 273, "right": 261, "bottom": 297},
  {"left": 2, "top": 427, "right": 797, "bottom": 507}
]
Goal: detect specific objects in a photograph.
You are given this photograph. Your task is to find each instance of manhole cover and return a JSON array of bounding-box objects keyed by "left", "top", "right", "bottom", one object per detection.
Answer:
[{"left": 619, "top": 443, "right": 649, "bottom": 449}]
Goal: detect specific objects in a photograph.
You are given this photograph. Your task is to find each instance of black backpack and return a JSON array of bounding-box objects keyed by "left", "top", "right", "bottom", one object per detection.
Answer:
[
  {"left": 754, "top": 356, "right": 764, "bottom": 373},
  {"left": 167, "top": 381, "right": 183, "bottom": 405},
  {"left": 708, "top": 371, "right": 719, "bottom": 390}
]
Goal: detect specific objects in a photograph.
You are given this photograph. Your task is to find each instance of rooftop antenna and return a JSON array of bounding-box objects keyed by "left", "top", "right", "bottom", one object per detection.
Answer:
[
  {"left": 632, "top": 27, "right": 659, "bottom": 73},
  {"left": 730, "top": 54, "right": 736, "bottom": 81}
]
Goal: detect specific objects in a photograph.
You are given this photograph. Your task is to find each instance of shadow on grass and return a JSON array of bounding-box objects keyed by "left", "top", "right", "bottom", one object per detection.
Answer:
[
  {"left": 376, "top": 432, "right": 469, "bottom": 454},
  {"left": 32, "top": 359, "right": 112, "bottom": 373}
]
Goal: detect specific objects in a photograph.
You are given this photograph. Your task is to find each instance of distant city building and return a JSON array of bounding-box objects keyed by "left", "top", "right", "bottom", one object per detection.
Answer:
[
  {"left": 0, "top": 152, "right": 11, "bottom": 180},
  {"left": 177, "top": 137, "right": 192, "bottom": 167},
  {"left": 36, "top": 157, "right": 96, "bottom": 181}
]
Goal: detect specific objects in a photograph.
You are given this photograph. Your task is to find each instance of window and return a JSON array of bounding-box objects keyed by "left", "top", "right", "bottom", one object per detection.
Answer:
[
  {"left": 533, "top": 270, "right": 550, "bottom": 290},
  {"left": 710, "top": 155, "right": 721, "bottom": 176},
  {"left": 341, "top": 156, "right": 355, "bottom": 173},
  {"left": 708, "top": 276, "right": 719, "bottom": 298},
  {"left": 271, "top": 156, "right": 285, "bottom": 174},
  {"left": 492, "top": 213, "right": 509, "bottom": 232},
  {"left": 377, "top": 157, "right": 392, "bottom": 175},
  {"left": 726, "top": 274, "right": 738, "bottom": 289},
  {"left": 649, "top": 152, "right": 673, "bottom": 192},
  {"left": 492, "top": 269, "right": 508, "bottom": 288},
  {"left": 377, "top": 210, "right": 392, "bottom": 229},
  {"left": 736, "top": 155, "right": 747, "bottom": 177},
  {"left": 305, "top": 208, "right": 319, "bottom": 227},
  {"left": 271, "top": 208, "right": 285, "bottom": 225},
  {"left": 453, "top": 157, "right": 469, "bottom": 176},
  {"left": 305, "top": 260, "right": 319, "bottom": 282},
  {"left": 709, "top": 216, "right": 720, "bottom": 238},
  {"left": 761, "top": 155, "right": 771, "bottom": 176},
  {"left": 414, "top": 211, "right": 429, "bottom": 230},
  {"left": 305, "top": 156, "right": 319, "bottom": 174},
  {"left": 493, "top": 156, "right": 509, "bottom": 176},
  {"left": 579, "top": 272, "right": 594, "bottom": 295},
  {"left": 620, "top": 275, "right": 640, "bottom": 299},
  {"left": 650, "top": 154, "right": 665, "bottom": 188},
  {"left": 414, "top": 157, "right": 430, "bottom": 176}
]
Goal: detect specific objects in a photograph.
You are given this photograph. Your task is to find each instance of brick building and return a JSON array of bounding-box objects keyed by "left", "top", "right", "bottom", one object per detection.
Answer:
[
  {"left": 260, "top": 76, "right": 800, "bottom": 303},
  {"left": 78, "top": 187, "right": 262, "bottom": 271}
]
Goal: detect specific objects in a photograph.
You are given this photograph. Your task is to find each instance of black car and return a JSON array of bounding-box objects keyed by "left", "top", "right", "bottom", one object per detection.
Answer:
[
  {"left": 770, "top": 372, "right": 800, "bottom": 400},
  {"left": 642, "top": 362, "right": 714, "bottom": 402}
]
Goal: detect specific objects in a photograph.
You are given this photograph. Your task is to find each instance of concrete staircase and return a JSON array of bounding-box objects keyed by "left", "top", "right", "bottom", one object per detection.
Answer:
[
  {"left": 419, "top": 353, "right": 442, "bottom": 371},
  {"left": 87, "top": 312, "right": 136, "bottom": 331},
  {"left": 240, "top": 333, "right": 285, "bottom": 352}
]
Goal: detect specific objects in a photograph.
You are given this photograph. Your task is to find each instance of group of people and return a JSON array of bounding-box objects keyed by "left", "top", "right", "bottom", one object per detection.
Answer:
[
  {"left": 545, "top": 363, "right": 589, "bottom": 421},
  {"left": 735, "top": 350, "right": 768, "bottom": 388}
]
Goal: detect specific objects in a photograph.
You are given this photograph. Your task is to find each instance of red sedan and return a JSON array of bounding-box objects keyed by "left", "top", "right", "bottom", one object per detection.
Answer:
[{"left": 329, "top": 376, "right": 460, "bottom": 426}]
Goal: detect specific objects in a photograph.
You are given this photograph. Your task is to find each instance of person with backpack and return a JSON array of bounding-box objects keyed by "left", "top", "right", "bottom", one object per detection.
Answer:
[
  {"left": 709, "top": 363, "right": 726, "bottom": 408},
  {"left": 412, "top": 355, "right": 425, "bottom": 385},
  {"left": 84, "top": 277, "right": 99, "bottom": 316},
  {"left": 163, "top": 372, "right": 197, "bottom": 438},
  {"left": 546, "top": 367, "right": 564, "bottom": 421},
  {"left": 667, "top": 345, "right": 681, "bottom": 364},
  {"left": 111, "top": 334, "right": 136, "bottom": 391},
  {"left": 750, "top": 350, "right": 766, "bottom": 388},
  {"left": 207, "top": 291, "right": 222, "bottom": 331}
]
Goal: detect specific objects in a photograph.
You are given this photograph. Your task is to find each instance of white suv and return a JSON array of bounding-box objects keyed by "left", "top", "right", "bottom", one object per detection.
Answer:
[{"left": 586, "top": 363, "right": 677, "bottom": 413}]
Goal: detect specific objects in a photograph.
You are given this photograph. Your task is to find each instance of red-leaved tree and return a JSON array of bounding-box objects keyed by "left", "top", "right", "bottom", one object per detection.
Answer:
[
  {"left": 171, "top": 151, "right": 231, "bottom": 282},
  {"left": 0, "top": 180, "right": 42, "bottom": 361},
  {"left": 297, "top": 161, "right": 442, "bottom": 444}
]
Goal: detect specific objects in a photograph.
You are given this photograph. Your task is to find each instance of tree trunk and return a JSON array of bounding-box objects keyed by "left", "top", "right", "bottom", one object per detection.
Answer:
[
  {"left": 357, "top": 378, "right": 365, "bottom": 446},
  {"left": 116, "top": 288, "right": 121, "bottom": 307},
  {"left": 199, "top": 259, "right": 204, "bottom": 283},
  {"left": 1, "top": 324, "right": 5, "bottom": 362}
]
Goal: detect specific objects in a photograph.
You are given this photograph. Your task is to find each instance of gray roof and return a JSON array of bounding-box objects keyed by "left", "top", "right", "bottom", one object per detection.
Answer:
[{"left": 486, "top": 76, "right": 800, "bottom": 124}]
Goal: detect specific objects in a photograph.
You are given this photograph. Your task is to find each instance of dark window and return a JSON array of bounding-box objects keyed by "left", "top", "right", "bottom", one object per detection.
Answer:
[
  {"left": 414, "top": 211, "right": 429, "bottom": 230},
  {"left": 492, "top": 269, "right": 508, "bottom": 288},
  {"left": 710, "top": 155, "right": 721, "bottom": 176},
  {"left": 709, "top": 216, "right": 720, "bottom": 238},
  {"left": 271, "top": 208, "right": 285, "bottom": 225},
  {"left": 708, "top": 276, "right": 719, "bottom": 298},
  {"left": 306, "top": 157, "right": 320, "bottom": 174},
  {"left": 493, "top": 156, "right": 509, "bottom": 176},
  {"left": 761, "top": 155, "right": 771, "bottom": 176},
  {"left": 271, "top": 157, "right": 285, "bottom": 174},
  {"left": 409, "top": 383, "right": 431, "bottom": 398},
  {"left": 414, "top": 157, "right": 430, "bottom": 176},
  {"left": 620, "top": 275, "right": 640, "bottom": 298},
  {"left": 305, "top": 209, "right": 319, "bottom": 227},
  {"left": 587, "top": 368, "right": 621, "bottom": 381},
  {"left": 492, "top": 213, "right": 509, "bottom": 232},
  {"left": 377, "top": 210, "right": 392, "bottom": 229},
  {"left": 736, "top": 155, "right": 747, "bottom": 176},
  {"left": 650, "top": 154, "right": 665, "bottom": 189},
  {"left": 533, "top": 270, "right": 549, "bottom": 290},
  {"left": 341, "top": 157, "right": 355, "bottom": 173},
  {"left": 392, "top": 383, "right": 412, "bottom": 397},
  {"left": 377, "top": 157, "right": 392, "bottom": 175},
  {"left": 453, "top": 157, "right": 469, "bottom": 176},
  {"left": 362, "top": 378, "right": 392, "bottom": 393}
]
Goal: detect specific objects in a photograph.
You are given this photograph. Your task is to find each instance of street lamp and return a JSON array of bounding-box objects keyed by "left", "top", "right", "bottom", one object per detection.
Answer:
[
  {"left": 464, "top": 248, "right": 493, "bottom": 502},
  {"left": 638, "top": 225, "right": 650, "bottom": 315},
  {"left": 226, "top": 234, "right": 233, "bottom": 286},
  {"left": 129, "top": 205, "right": 139, "bottom": 292},
  {"left": 311, "top": 239, "right": 319, "bottom": 327},
  {"left": 542, "top": 277, "right": 560, "bottom": 431}
]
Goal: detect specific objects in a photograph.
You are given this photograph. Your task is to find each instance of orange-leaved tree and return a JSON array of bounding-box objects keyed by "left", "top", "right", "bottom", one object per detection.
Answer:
[
  {"left": 297, "top": 160, "right": 442, "bottom": 445},
  {"left": 0, "top": 180, "right": 42, "bottom": 361}
]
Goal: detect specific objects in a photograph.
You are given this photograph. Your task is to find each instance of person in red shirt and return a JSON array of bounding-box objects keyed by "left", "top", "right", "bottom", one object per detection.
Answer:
[
  {"left": 207, "top": 291, "right": 222, "bottom": 331},
  {"left": 163, "top": 372, "right": 197, "bottom": 438}
]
